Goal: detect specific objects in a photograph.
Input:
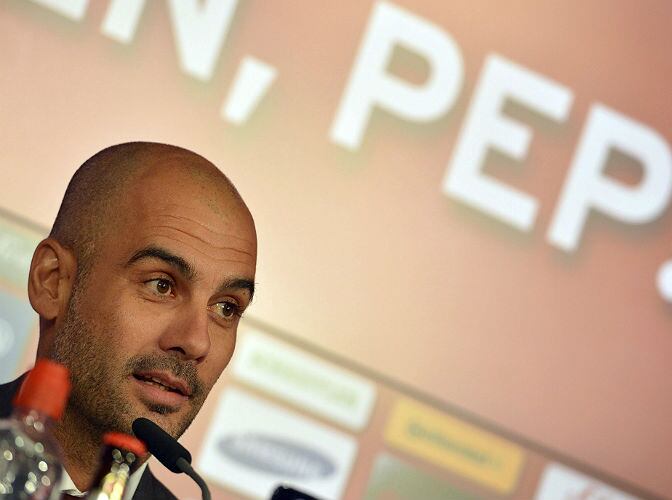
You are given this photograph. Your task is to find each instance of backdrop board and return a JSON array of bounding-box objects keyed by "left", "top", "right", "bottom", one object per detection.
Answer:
[{"left": 1, "top": 1, "right": 671, "bottom": 499}]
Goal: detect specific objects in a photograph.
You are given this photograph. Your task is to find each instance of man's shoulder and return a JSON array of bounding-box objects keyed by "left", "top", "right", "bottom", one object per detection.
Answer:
[
  {"left": 0, "top": 374, "right": 26, "bottom": 418},
  {"left": 134, "top": 466, "right": 178, "bottom": 500}
]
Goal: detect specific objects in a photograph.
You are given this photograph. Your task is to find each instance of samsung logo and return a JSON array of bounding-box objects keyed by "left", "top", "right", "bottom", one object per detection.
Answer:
[{"left": 218, "top": 433, "right": 336, "bottom": 479}]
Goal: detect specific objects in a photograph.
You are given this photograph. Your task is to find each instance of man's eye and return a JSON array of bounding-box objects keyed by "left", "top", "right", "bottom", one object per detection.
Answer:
[
  {"left": 213, "top": 301, "right": 240, "bottom": 319},
  {"left": 146, "top": 278, "right": 173, "bottom": 296}
]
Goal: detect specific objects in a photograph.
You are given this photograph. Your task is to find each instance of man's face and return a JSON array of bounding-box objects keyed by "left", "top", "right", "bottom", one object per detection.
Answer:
[{"left": 52, "top": 163, "right": 257, "bottom": 439}]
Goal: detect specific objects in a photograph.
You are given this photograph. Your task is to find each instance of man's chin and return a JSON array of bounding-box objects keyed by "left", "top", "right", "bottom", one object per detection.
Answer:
[
  {"left": 143, "top": 402, "right": 179, "bottom": 416},
  {"left": 128, "top": 396, "right": 199, "bottom": 440},
  {"left": 131, "top": 396, "right": 189, "bottom": 426},
  {"left": 125, "top": 375, "right": 206, "bottom": 440}
]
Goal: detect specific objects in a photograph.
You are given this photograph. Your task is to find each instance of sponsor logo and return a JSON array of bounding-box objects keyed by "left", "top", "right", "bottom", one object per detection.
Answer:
[
  {"left": 385, "top": 398, "right": 524, "bottom": 494},
  {"left": 364, "top": 453, "right": 478, "bottom": 500},
  {"left": 534, "top": 463, "right": 639, "bottom": 500},
  {"left": 232, "top": 332, "right": 376, "bottom": 430},
  {"left": 197, "top": 388, "right": 358, "bottom": 500},
  {"left": 217, "top": 433, "right": 335, "bottom": 479},
  {"left": 406, "top": 420, "right": 499, "bottom": 467}
]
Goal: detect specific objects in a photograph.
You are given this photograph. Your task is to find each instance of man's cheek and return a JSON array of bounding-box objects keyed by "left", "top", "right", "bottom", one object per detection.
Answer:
[{"left": 118, "top": 303, "right": 165, "bottom": 344}]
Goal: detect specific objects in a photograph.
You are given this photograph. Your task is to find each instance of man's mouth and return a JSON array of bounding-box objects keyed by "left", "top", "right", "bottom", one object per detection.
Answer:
[{"left": 132, "top": 371, "right": 191, "bottom": 397}]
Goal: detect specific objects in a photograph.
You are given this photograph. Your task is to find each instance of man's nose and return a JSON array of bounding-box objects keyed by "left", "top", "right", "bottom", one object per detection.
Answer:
[{"left": 157, "top": 303, "right": 211, "bottom": 361}]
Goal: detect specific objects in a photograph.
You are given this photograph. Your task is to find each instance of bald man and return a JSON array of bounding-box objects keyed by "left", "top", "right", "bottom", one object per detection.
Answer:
[{"left": 0, "top": 142, "right": 257, "bottom": 499}]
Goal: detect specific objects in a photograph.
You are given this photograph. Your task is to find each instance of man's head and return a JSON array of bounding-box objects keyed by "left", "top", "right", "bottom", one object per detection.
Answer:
[{"left": 28, "top": 142, "right": 257, "bottom": 440}]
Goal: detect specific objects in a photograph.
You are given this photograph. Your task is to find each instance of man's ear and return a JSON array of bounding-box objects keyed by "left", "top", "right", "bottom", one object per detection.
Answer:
[{"left": 28, "top": 237, "right": 77, "bottom": 321}]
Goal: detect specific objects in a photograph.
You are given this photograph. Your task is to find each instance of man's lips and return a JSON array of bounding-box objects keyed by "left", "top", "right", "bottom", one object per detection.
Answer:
[
  {"left": 131, "top": 376, "right": 188, "bottom": 410},
  {"left": 132, "top": 370, "right": 192, "bottom": 397}
]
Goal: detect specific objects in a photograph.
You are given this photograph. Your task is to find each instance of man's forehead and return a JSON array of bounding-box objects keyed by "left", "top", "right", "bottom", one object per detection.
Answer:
[
  {"left": 133, "top": 199, "right": 255, "bottom": 246},
  {"left": 120, "top": 158, "right": 252, "bottom": 224},
  {"left": 96, "top": 152, "right": 256, "bottom": 262},
  {"left": 126, "top": 203, "right": 256, "bottom": 256},
  {"left": 126, "top": 163, "right": 249, "bottom": 220}
]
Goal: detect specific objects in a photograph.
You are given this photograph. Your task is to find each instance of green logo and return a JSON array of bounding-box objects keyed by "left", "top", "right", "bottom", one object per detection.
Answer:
[{"left": 364, "top": 453, "right": 480, "bottom": 500}]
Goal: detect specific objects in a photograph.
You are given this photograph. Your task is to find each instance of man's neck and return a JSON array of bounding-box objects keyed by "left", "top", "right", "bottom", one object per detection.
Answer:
[
  {"left": 52, "top": 410, "right": 108, "bottom": 491},
  {"left": 52, "top": 407, "right": 150, "bottom": 492}
]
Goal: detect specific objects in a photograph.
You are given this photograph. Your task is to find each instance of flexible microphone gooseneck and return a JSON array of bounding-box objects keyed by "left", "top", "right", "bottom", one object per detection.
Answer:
[{"left": 132, "top": 417, "right": 211, "bottom": 500}]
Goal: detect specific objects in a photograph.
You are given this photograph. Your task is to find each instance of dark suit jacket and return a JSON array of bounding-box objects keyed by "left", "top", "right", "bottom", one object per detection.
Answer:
[{"left": 0, "top": 375, "right": 177, "bottom": 500}]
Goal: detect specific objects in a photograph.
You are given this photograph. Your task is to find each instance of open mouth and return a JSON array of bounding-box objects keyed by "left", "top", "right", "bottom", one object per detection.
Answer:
[{"left": 132, "top": 373, "right": 188, "bottom": 397}]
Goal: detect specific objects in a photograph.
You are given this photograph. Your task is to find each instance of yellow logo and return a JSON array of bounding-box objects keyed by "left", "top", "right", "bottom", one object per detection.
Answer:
[{"left": 385, "top": 398, "right": 524, "bottom": 494}]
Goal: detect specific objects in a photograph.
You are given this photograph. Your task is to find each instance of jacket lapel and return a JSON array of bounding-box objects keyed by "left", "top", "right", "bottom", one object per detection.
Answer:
[{"left": 133, "top": 465, "right": 178, "bottom": 500}]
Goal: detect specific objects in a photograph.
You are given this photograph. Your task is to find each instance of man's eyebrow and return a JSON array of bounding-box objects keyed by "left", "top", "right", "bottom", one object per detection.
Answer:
[
  {"left": 216, "top": 278, "right": 255, "bottom": 302},
  {"left": 126, "top": 246, "right": 196, "bottom": 281},
  {"left": 126, "top": 246, "right": 255, "bottom": 299}
]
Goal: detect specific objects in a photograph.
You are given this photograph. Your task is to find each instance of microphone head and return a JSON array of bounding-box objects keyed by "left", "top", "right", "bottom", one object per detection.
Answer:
[{"left": 132, "top": 417, "right": 192, "bottom": 473}]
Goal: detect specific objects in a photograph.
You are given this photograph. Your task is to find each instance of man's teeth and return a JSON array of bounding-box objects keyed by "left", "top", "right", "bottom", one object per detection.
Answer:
[{"left": 141, "top": 377, "right": 177, "bottom": 392}]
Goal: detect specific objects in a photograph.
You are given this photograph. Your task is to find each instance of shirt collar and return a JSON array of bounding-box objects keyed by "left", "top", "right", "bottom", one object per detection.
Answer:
[{"left": 59, "top": 462, "right": 148, "bottom": 499}]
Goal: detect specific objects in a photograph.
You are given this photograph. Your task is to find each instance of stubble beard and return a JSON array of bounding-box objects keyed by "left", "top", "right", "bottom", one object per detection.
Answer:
[
  {"left": 51, "top": 277, "right": 209, "bottom": 444},
  {"left": 51, "top": 283, "right": 135, "bottom": 443}
]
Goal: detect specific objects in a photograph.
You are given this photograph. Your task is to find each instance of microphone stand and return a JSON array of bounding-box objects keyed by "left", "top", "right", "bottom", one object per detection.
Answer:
[
  {"left": 176, "top": 457, "right": 211, "bottom": 500},
  {"left": 132, "top": 417, "right": 212, "bottom": 500}
]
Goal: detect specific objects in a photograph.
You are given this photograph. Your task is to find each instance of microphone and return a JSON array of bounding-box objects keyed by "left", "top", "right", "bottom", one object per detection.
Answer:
[
  {"left": 271, "top": 486, "right": 321, "bottom": 499},
  {"left": 132, "top": 417, "right": 211, "bottom": 500}
]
